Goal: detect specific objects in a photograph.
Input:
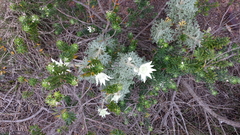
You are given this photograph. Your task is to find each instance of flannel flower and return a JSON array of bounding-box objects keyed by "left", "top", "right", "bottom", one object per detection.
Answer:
[
  {"left": 51, "top": 58, "right": 69, "bottom": 67},
  {"left": 136, "top": 61, "right": 156, "bottom": 83},
  {"left": 98, "top": 108, "right": 110, "bottom": 118},
  {"left": 87, "top": 26, "right": 95, "bottom": 33},
  {"left": 51, "top": 58, "right": 71, "bottom": 72},
  {"left": 111, "top": 92, "right": 122, "bottom": 103},
  {"left": 95, "top": 72, "right": 112, "bottom": 86}
]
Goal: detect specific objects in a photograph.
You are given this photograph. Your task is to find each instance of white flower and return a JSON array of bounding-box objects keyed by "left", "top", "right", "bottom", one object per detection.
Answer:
[
  {"left": 87, "top": 26, "right": 95, "bottom": 33},
  {"left": 51, "top": 58, "right": 69, "bottom": 66},
  {"left": 95, "top": 72, "right": 112, "bottom": 86},
  {"left": 98, "top": 108, "right": 110, "bottom": 118},
  {"left": 31, "top": 15, "right": 39, "bottom": 23},
  {"left": 128, "top": 57, "right": 132, "bottom": 62},
  {"left": 51, "top": 58, "right": 71, "bottom": 72},
  {"left": 137, "top": 61, "right": 156, "bottom": 83},
  {"left": 111, "top": 92, "right": 122, "bottom": 103}
]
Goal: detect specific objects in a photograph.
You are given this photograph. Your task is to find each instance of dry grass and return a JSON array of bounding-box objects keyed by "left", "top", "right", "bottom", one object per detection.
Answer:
[{"left": 0, "top": 0, "right": 240, "bottom": 135}]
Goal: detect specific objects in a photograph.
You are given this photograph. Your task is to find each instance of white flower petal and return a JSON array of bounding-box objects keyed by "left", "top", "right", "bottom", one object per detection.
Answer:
[
  {"left": 95, "top": 72, "right": 112, "bottom": 86},
  {"left": 138, "top": 61, "right": 156, "bottom": 83},
  {"left": 111, "top": 92, "right": 122, "bottom": 103},
  {"left": 51, "top": 58, "right": 59, "bottom": 65},
  {"left": 133, "top": 67, "right": 139, "bottom": 73},
  {"left": 51, "top": 58, "right": 69, "bottom": 66},
  {"left": 50, "top": 58, "right": 71, "bottom": 73},
  {"left": 128, "top": 57, "right": 132, "bottom": 62},
  {"left": 87, "top": 26, "right": 95, "bottom": 33},
  {"left": 98, "top": 108, "right": 110, "bottom": 118},
  {"left": 59, "top": 59, "right": 63, "bottom": 65}
]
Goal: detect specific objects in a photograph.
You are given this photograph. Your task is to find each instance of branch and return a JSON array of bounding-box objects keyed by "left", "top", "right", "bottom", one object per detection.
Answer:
[
  {"left": 72, "top": 0, "right": 107, "bottom": 24},
  {"left": 85, "top": 117, "right": 116, "bottom": 129},
  {"left": 0, "top": 107, "right": 53, "bottom": 123},
  {"left": 206, "top": 46, "right": 240, "bottom": 66},
  {"left": 182, "top": 80, "right": 240, "bottom": 128},
  {"left": 133, "top": 4, "right": 167, "bottom": 39},
  {"left": 55, "top": 7, "right": 92, "bottom": 26}
]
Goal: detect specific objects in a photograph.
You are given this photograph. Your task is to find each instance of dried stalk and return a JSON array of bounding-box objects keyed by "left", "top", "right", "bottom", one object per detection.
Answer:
[
  {"left": 0, "top": 107, "right": 53, "bottom": 123},
  {"left": 182, "top": 80, "right": 240, "bottom": 128}
]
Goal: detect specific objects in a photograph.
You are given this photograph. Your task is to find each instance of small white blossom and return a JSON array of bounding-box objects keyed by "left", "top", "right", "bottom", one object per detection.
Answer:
[
  {"left": 98, "top": 108, "right": 110, "bottom": 118},
  {"left": 106, "top": 10, "right": 113, "bottom": 15},
  {"left": 51, "top": 58, "right": 71, "bottom": 72},
  {"left": 31, "top": 15, "right": 39, "bottom": 23},
  {"left": 137, "top": 61, "right": 156, "bottom": 83},
  {"left": 51, "top": 58, "right": 69, "bottom": 66},
  {"left": 95, "top": 72, "right": 112, "bottom": 86},
  {"left": 111, "top": 92, "right": 122, "bottom": 103},
  {"left": 128, "top": 57, "right": 132, "bottom": 62},
  {"left": 87, "top": 26, "right": 95, "bottom": 33}
]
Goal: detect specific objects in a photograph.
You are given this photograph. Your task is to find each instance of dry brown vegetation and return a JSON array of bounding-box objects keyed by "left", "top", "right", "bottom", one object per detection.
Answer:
[{"left": 0, "top": 0, "right": 240, "bottom": 135}]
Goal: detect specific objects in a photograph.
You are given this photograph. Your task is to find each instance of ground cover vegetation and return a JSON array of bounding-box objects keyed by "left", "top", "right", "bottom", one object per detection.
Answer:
[{"left": 0, "top": 0, "right": 240, "bottom": 134}]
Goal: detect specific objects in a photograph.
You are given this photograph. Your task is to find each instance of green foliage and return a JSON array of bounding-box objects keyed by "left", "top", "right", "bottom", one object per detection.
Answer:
[
  {"left": 56, "top": 126, "right": 68, "bottom": 133},
  {"left": 29, "top": 125, "right": 45, "bottom": 135},
  {"left": 82, "top": 58, "right": 104, "bottom": 77},
  {"left": 42, "top": 74, "right": 77, "bottom": 90},
  {"left": 43, "top": 61, "right": 77, "bottom": 90},
  {"left": 137, "top": 93, "right": 157, "bottom": 110},
  {"left": 17, "top": 76, "right": 25, "bottom": 83},
  {"left": 28, "top": 78, "right": 38, "bottom": 86},
  {"left": 86, "top": 131, "right": 96, "bottom": 135},
  {"left": 106, "top": 101, "right": 121, "bottom": 115},
  {"left": 106, "top": 10, "right": 122, "bottom": 32},
  {"left": 45, "top": 91, "right": 63, "bottom": 106},
  {"left": 18, "top": 14, "right": 40, "bottom": 42},
  {"left": 110, "top": 129, "right": 126, "bottom": 135},
  {"left": 22, "top": 91, "right": 34, "bottom": 99},
  {"left": 78, "top": 35, "right": 150, "bottom": 103},
  {"left": 61, "top": 110, "right": 76, "bottom": 125},
  {"left": 152, "top": 0, "right": 203, "bottom": 50},
  {"left": 152, "top": 31, "right": 239, "bottom": 92},
  {"left": 10, "top": 1, "right": 33, "bottom": 12},
  {"left": 63, "top": 95, "right": 78, "bottom": 106},
  {"left": 14, "top": 37, "right": 28, "bottom": 54},
  {"left": 53, "top": 23, "right": 63, "bottom": 35},
  {"left": 102, "top": 84, "right": 122, "bottom": 94},
  {"left": 196, "top": 0, "right": 219, "bottom": 16},
  {"left": 0, "top": 133, "right": 8, "bottom": 135},
  {"left": 151, "top": 0, "right": 240, "bottom": 93},
  {"left": 166, "top": 0, "right": 198, "bottom": 21},
  {"left": 56, "top": 41, "right": 79, "bottom": 62},
  {"left": 126, "top": 0, "right": 153, "bottom": 27},
  {"left": 128, "top": 39, "right": 138, "bottom": 52}
]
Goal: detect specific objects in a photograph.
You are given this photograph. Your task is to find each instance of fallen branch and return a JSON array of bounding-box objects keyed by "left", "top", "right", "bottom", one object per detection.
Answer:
[
  {"left": 182, "top": 80, "right": 240, "bottom": 128},
  {"left": 0, "top": 107, "right": 53, "bottom": 123}
]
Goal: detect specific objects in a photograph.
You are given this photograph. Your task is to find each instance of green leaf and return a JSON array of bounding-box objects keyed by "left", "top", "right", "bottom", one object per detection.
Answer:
[
  {"left": 107, "top": 101, "right": 121, "bottom": 115},
  {"left": 29, "top": 78, "right": 38, "bottom": 86},
  {"left": 102, "top": 84, "right": 122, "bottom": 94},
  {"left": 110, "top": 129, "right": 126, "bottom": 135},
  {"left": 29, "top": 125, "right": 45, "bottom": 135},
  {"left": 61, "top": 111, "right": 76, "bottom": 125},
  {"left": 18, "top": 76, "right": 25, "bottom": 83}
]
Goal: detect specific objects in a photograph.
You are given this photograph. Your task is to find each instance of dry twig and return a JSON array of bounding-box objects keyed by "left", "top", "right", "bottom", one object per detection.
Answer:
[
  {"left": 0, "top": 107, "right": 53, "bottom": 123},
  {"left": 182, "top": 80, "right": 240, "bottom": 128}
]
